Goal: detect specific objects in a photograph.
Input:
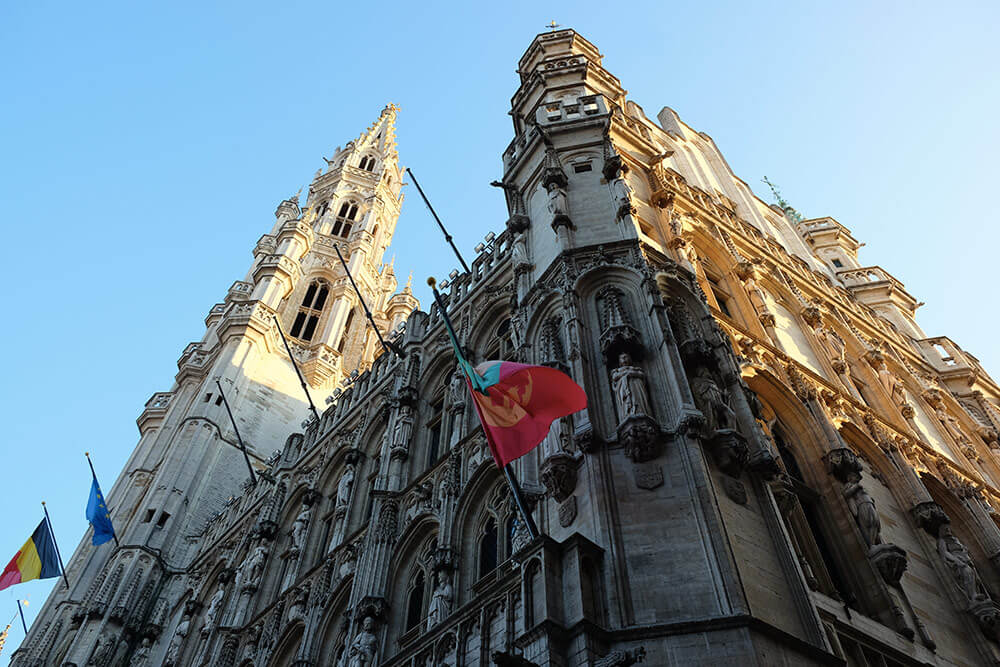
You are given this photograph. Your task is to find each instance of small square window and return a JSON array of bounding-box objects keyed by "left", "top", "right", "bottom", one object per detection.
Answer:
[
  {"left": 573, "top": 162, "right": 592, "bottom": 173},
  {"left": 832, "top": 259, "right": 844, "bottom": 268},
  {"left": 142, "top": 509, "right": 155, "bottom": 523}
]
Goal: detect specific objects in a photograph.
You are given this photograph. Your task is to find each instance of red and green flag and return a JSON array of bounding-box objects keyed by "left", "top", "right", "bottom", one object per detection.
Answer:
[
  {"left": 433, "top": 286, "right": 587, "bottom": 467},
  {"left": 0, "top": 520, "right": 61, "bottom": 591}
]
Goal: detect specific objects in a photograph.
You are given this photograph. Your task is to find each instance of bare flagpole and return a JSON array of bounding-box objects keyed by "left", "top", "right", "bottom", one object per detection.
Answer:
[
  {"left": 215, "top": 380, "right": 258, "bottom": 486},
  {"left": 40, "top": 503, "right": 69, "bottom": 590},
  {"left": 272, "top": 316, "right": 322, "bottom": 423},
  {"left": 405, "top": 168, "right": 470, "bottom": 273},
  {"left": 332, "top": 244, "right": 405, "bottom": 359}
]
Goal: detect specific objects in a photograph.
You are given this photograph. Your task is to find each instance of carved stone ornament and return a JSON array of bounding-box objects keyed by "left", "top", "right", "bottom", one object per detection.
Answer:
[
  {"left": 824, "top": 448, "right": 862, "bottom": 484},
  {"left": 912, "top": 501, "right": 950, "bottom": 537},
  {"left": 618, "top": 415, "right": 661, "bottom": 463},
  {"left": 770, "top": 474, "right": 799, "bottom": 515},
  {"left": 491, "top": 651, "right": 540, "bottom": 667},
  {"left": 634, "top": 463, "right": 664, "bottom": 490},
  {"left": 558, "top": 496, "right": 578, "bottom": 526},
  {"left": 540, "top": 453, "right": 578, "bottom": 503},
  {"left": 706, "top": 429, "right": 749, "bottom": 478},
  {"left": 593, "top": 646, "right": 647, "bottom": 667},
  {"left": 969, "top": 599, "right": 1000, "bottom": 640},
  {"left": 869, "top": 543, "right": 909, "bottom": 586},
  {"left": 575, "top": 425, "right": 601, "bottom": 454},
  {"left": 721, "top": 477, "right": 748, "bottom": 505},
  {"left": 353, "top": 596, "right": 389, "bottom": 623}
]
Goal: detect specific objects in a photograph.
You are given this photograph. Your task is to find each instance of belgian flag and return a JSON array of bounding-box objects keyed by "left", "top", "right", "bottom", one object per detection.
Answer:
[{"left": 0, "top": 520, "right": 61, "bottom": 591}]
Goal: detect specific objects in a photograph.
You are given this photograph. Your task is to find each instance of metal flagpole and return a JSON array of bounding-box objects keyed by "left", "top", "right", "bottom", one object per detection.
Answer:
[
  {"left": 16, "top": 601, "right": 27, "bottom": 634},
  {"left": 84, "top": 453, "right": 119, "bottom": 547},
  {"left": 405, "top": 168, "right": 471, "bottom": 273},
  {"left": 428, "top": 279, "right": 540, "bottom": 541},
  {"left": 332, "top": 244, "right": 405, "bottom": 359},
  {"left": 272, "top": 315, "right": 322, "bottom": 423},
  {"left": 40, "top": 503, "right": 70, "bottom": 590},
  {"left": 215, "top": 380, "right": 258, "bottom": 486}
]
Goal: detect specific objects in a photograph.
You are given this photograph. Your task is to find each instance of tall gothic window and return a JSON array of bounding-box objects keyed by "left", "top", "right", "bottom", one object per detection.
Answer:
[
  {"left": 332, "top": 202, "right": 358, "bottom": 238},
  {"left": 426, "top": 396, "right": 444, "bottom": 468},
  {"left": 315, "top": 201, "right": 329, "bottom": 219},
  {"left": 359, "top": 156, "right": 376, "bottom": 171},
  {"left": 405, "top": 571, "right": 425, "bottom": 631},
  {"left": 478, "top": 517, "right": 498, "bottom": 578},
  {"left": 290, "top": 280, "right": 329, "bottom": 342}
]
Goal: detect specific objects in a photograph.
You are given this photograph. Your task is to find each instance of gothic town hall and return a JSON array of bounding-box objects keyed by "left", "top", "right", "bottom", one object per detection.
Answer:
[{"left": 14, "top": 29, "right": 1000, "bottom": 667}]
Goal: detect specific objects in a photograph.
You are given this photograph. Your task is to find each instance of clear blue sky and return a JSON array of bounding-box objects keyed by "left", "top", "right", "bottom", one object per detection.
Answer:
[{"left": 1, "top": 0, "right": 997, "bottom": 658}]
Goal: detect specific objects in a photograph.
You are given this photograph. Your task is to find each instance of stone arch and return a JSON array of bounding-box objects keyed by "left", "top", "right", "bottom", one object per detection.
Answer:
[
  {"left": 387, "top": 516, "right": 439, "bottom": 646},
  {"left": 467, "top": 294, "right": 514, "bottom": 362},
  {"left": 256, "top": 484, "right": 314, "bottom": 610},
  {"left": 312, "top": 573, "right": 353, "bottom": 664},
  {"left": 454, "top": 464, "right": 508, "bottom": 601},
  {"left": 266, "top": 621, "right": 305, "bottom": 667}
]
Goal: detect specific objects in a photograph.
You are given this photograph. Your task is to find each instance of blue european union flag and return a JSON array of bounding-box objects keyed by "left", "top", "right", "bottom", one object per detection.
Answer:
[{"left": 86, "top": 478, "right": 116, "bottom": 546}]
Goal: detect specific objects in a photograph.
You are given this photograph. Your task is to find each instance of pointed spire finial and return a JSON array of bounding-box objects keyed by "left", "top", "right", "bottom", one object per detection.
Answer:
[{"left": 405, "top": 272, "right": 413, "bottom": 292}]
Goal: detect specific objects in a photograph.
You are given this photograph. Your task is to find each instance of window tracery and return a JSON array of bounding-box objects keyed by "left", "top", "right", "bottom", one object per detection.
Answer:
[{"left": 290, "top": 280, "right": 329, "bottom": 342}]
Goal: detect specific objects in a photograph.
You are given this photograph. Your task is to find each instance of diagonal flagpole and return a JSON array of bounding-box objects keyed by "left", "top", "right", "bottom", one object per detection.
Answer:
[
  {"left": 84, "top": 453, "right": 119, "bottom": 547},
  {"left": 16, "top": 601, "right": 27, "bottom": 634},
  {"left": 215, "top": 380, "right": 258, "bottom": 486},
  {"left": 405, "top": 168, "right": 471, "bottom": 273},
  {"left": 272, "top": 315, "right": 322, "bottom": 423},
  {"left": 427, "top": 277, "right": 540, "bottom": 541},
  {"left": 333, "top": 244, "right": 405, "bottom": 359},
  {"left": 40, "top": 503, "right": 69, "bottom": 590}
]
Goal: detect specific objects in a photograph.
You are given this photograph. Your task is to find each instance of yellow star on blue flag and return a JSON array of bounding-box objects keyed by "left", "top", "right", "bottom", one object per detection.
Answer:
[{"left": 86, "top": 478, "right": 116, "bottom": 546}]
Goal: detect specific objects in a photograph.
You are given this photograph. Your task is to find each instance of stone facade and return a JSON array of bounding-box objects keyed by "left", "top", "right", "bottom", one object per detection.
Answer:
[{"left": 14, "top": 29, "right": 1000, "bottom": 667}]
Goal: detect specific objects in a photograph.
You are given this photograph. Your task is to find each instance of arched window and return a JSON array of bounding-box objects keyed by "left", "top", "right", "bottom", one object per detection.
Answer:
[
  {"left": 478, "top": 517, "right": 498, "bottom": 578},
  {"left": 505, "top": 514, "right": 517, "bottom": 559},
  {"left": 315, "top": 201, "right": 329, "bottom": 219},
  {"left": 359, "top": 156, "right": 376, "bottom": 171},
  {"left": 332, "top": 202, "right": 359, "bottom": 237},
  {"left": 338, "top": 309, "right": 356, "bottom": 354},
  {"left": 290, "top": 280, "right": 329, "bottom": 342},
  {"left": 405, "top": 571, "right": 425, "bottom": 631}
]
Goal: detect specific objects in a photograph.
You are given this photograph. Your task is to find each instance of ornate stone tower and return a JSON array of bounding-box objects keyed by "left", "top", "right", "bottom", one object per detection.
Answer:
[{"left": 10, "top": 105, "right": 417, "bottom": 667}]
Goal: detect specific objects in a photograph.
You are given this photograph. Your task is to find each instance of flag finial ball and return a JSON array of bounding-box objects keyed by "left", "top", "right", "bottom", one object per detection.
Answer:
[{"left": 427, "top": 276, "right": 437, "bottom": 288}]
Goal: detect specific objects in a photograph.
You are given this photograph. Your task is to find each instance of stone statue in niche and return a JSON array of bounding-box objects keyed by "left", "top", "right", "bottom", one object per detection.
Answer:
[
  {"left": 129, "top": 638, "right": 152, "bottom": 666},
  {"left": 873, "top": 359, "right": 907, "bottom": 408},
  {"left": 347, "top": 616, "right": 378, "bottom": 667},
  {"left": 815, "top": 324, "right": 849, "bottom": 374},
  {"left": 937, "top": 524, "right": 987, "bottom": 603},
  {"left": 290, "top": 503, "right": 312, "bottom": 552},
  {"left": 546, "top": 181, "right": 571, "bottom": 227},
  {"left": 611, "top": 353, "right": 651, "bottom": 422},
  {"left": 935, "top": 405, "right": 971, "bottom": 447},
  {"left": 336, "top": 463, "right": 356, "bottom": 509},
  {"left": 610, "top": 172, "right": 635, "bottom": 220},
  {"left": 426, "top": 571, "right": 453, "bottom": 630},
  {"left": 243, "top": 545, "right": 268, "bottom": 588},
  {"left": 843, "top": 469, "right": 882, "bottom": 549},
  {"left": 511, "top": 514, "right": 532, "bottom": 553},
  {"left": 164, "top": 614, "right": 190, "bottom": 665},
  {"left": 690, "top": 366, "right": 736, "bottom": 434},
  {"left": 511, "top": 233, "right": 531, "bottom": 273},
  {"left": 393, "top": 404, "right": 414, "bottom": 449},
  {"left": 448, "top": 368, "right": 466, "bottom": 411},
  {"left": 89, "top": 631, "right": 115, "bottom": 666},
  {"left": 201, "top": 585, "right": 225, "bottom": 634}
]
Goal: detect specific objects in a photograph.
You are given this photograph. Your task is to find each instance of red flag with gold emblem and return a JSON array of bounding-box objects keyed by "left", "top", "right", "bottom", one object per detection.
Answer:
[{"left": 466, "top": 360, "right": 587, "bottom": 467}]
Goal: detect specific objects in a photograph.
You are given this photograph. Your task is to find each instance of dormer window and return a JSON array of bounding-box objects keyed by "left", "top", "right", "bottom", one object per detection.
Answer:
[
  {"left": 290, "top": 280, "right": 329, "bottom": 342},
  {"left": 359, "top": 156, "right": 376, "bottom": 171},
  {"left": 332, "top": 202, "right": 358, "bottom": 237},
  {"left": 831, "top": 259, "right": 844, "bottom": 269}
]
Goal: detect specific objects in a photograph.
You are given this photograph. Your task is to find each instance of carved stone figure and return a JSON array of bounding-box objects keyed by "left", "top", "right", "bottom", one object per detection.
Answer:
[
  {"left": 129, "top": 638, "right": 151, "bottom": 666},
  {"left": 393, "top": 404, "right": 414, "bottom": 449},
  {"left": 88, "top": 631, "right": 115, "bottom": 666},
  {"left": 336, "top": 464, "right": 356, "bottom": 508},
  {"left": 165, "top": 615, "right": 190, "bottom": 665},
  {"left": 937, "top": 524, "right": 987, "bottom": 603},
  {"left": 511, "top": 233, "right": 531, "bottom": 272},
  {"left": 611, "top": 353, "right": 651, "bottom": 421},
  {"left": 546, "top": 181, "right": 570, "bottom": 226},
  {"left": 201, "top": 585, "right": 225, "bottom": 634},
  {"left": 815, "top": 325, "right": 848, "bottom": 374},
  {"left": 935, "top": 406, "right": 971, "bottom": 447},
  {"left": 690, "top": 366, "right": 736, "bottom": 433},
  {"left": 427, "top": 572, "right": 453, "bottom": 629},
  {"left": 875, "top": 361, "right": 906, "bottom": 408},
  {"left": 347, "top": 616, "right": 378, "bottom": 667},
  {"left": 243, "top": 545, "right": 268, "bottom": 587},
  {"left": 449, "top": 368, "right": 466, "bottom": 411},
  {"left": 843, "top": 471, "right": 881, "bottom": 548},
  {"left": 290, "top": 503, "right": 312, "bottom": 551},
  {"left": 611, "top": 173, "right": 634, "bottom": 219},
  {"left": 511, "top": 514, "right": 531, "bottom": 553}
]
